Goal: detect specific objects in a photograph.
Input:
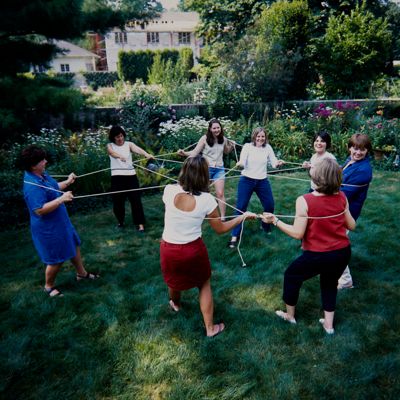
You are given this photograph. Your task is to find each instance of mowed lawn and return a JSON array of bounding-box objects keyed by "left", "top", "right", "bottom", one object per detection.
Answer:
[{"left": 0, "top": 170, "right": 399, "bottom": 399}]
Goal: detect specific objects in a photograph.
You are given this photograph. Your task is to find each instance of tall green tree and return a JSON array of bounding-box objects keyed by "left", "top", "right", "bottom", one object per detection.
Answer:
[
  {"left": 0, "top": 0, "right": 161, "bottom": 142},
  {"left": 316, "top": 3, "right": 392, "bottom": 97},
  {"left": 214, "top": 0, "right": 312, "bottom": 102},
  {"left": 182, "top": 0, "right": 270, "bottom": 43}
]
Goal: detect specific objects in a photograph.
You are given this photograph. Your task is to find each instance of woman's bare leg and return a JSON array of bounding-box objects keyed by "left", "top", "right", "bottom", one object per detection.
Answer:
[
  {"left": 199, "top": 279, "right": 225, "bottom": 336},
  {"left": 45, "top": 263, "right": 62, "bottom": 289},
  {"left": 70, "top": 247, "right": 87, "bottom": 276},
  {"left": 214, "top": 179, "right": 226, "bottom": 220},
  {"left": 168, "top": 287, "right": 181, "bottom": 310}
]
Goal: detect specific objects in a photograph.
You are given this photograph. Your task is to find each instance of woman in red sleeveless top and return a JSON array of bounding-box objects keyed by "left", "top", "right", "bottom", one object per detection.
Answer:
[{"left": 262, "top": 158, "right": 356, "bottom": 334}]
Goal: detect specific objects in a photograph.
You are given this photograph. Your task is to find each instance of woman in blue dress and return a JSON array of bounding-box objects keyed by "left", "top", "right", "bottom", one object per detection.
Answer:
[{"left": 22, "top": 145, "right": 99, "bottom": 297}]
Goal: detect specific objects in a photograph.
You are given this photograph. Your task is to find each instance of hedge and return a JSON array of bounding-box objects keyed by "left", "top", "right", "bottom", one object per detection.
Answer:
[{"left": 117, "top": 49, "right": 181, "bottom": 83}]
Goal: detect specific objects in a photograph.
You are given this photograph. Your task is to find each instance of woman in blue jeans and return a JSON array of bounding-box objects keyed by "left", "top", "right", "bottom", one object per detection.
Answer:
[{"left": 228, "top": 127, "right": 284, "bottom": 248}]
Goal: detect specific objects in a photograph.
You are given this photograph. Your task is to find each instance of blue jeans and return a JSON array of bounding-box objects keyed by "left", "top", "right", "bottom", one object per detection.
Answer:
[{"left": 232, "top": 176, "right": 274, "bottom": 237}]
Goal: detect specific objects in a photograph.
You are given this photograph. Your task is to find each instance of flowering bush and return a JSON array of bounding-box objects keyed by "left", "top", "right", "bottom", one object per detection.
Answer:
[
  {"left": 158, "top": 116, "right": 240, "bottom": 152},
  {"left": 361, "top": 116, "right": 399, "bottom": 151},
  {"left": 3, "top": 127, "right": 169, "bottom": 226}
]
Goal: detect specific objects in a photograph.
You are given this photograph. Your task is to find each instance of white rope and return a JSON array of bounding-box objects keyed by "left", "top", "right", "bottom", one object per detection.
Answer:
[
  {"left": 282, "top": 160, "right": 304, "bottom": 166},
  {"left": 209, "top": 164, "right": 239, "bottom": 186},
  {"left": 268, "top": 166, "right": 305, "bottom": 174},
  {"left": 23, "top": 181, "right": 64, "bottom": 194},
  {"left": 151, "top": 157, "right": 184, "bottom": 164},
  {"left": 74, "top": 184, "right": 168, "bottom": 199},
  {"left": 230, "top": 139, "right": 239, "bottom": 162},
  {"left": 132, "top": 161, "right": 178, "bottom": 183},
  {"left": 76, "top": 167, "right": 111, "bottom": 178},
  {"left": 273, "top": 209, "right": 347, "bottom": 220},
  {"left": 236, "top": 215, "right": 249, "bottom": 267}
]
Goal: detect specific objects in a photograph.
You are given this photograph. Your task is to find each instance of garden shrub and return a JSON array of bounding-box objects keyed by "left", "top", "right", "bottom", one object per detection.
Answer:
[
  {"left": 118, "top": 50, "right": 155, "bottom": 83},
  {"left": 120, "top": 81, "right": 170, "bottom": 149},
  {"left": 83, "top": 72, "right": 119, "bottom": 90}
]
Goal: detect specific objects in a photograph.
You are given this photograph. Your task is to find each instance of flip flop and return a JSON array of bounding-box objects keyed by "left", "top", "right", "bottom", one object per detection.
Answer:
[
  {"left": 207, "top": 322, "right": 225, "bottom": 338},
  {"left": 44, "top": 287, "right": 64, "bottom": 297},
  {"left": 275, "top": 310, "right": 296, "bottom": 324}
]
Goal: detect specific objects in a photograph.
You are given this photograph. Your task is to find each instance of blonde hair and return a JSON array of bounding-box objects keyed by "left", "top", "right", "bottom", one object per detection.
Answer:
[{"left": 311, "top": 158, "right": 342, "bottom": 195}]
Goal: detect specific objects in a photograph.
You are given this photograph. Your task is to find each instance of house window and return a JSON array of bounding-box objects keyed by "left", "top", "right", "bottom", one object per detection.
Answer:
[
  {"left": 34, "top": 65, "right": 47, "bottom": 73},
  {"left": 60, "top": 64, "right": 70, "bottom": 72},
  {"left": 86, "top": 63, "right": 94, "bottom": 72},
  {"left": 178, "top": 32, "right": 191, "bottom": 45},
  {"left": 147, "top": 32, "right": 159, "bottom": 44},
  {"left": 115, "top": 32, "right": 127, "bottom": 44}
]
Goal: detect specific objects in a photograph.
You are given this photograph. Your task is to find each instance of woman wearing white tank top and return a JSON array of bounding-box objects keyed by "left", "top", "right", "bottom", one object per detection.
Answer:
[{"left": 107, "top": 126, "right": 154, "bottom": 232}]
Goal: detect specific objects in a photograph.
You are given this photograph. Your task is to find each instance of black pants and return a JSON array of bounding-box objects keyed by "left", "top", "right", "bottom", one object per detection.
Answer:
[
  {"left": 111, "top": 175, "right": 145, "bottom": 226},
  {"left": 283, "top": 246, "right": 351, "bottom": 312}
]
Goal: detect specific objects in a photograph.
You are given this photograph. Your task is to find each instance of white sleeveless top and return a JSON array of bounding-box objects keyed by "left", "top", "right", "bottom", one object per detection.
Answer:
[
  {"left": 202, "top": 136, "right": 226, "bottom": 167},
  {"left": 109, "top": 141, "right": 136, "bottom": 176},
  {"left": 162, "top": 184, "right": 218, "bottom": 244}
]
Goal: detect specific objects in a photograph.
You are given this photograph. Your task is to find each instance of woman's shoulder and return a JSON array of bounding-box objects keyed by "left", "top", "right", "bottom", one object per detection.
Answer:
[
  {"left": 265, "top": 143, "right": 274, "bottom": 151},
  {"left": 325, "top": 151, "right": 336, "bottom": 160},
  {"left": 165, "top": 183, "right": 181, "bottom": 193}
]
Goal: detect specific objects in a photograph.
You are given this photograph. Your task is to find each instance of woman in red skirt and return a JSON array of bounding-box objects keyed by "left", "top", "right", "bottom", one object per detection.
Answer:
[{"left": 160, "top": 155, "right": 256, "bottom": 337}]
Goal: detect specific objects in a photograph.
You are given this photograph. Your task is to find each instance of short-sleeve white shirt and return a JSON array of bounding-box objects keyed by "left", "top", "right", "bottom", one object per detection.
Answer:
[{"left": 162, "top": 184, "right": 218, "bottom": 244}]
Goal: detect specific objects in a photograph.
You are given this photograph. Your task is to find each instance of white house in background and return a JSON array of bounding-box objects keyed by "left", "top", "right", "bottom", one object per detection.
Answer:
[
  {"left": 104, "top": 11, "right": 202, "bottom": 72},
  {"left": 49, "top": 40, "right": 99, "bottom": 73}
]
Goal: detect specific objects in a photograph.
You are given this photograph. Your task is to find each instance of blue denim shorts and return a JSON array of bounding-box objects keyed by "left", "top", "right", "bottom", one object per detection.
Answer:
[{"left": 209, "top": 166, "right": 225, "bottom": 181}]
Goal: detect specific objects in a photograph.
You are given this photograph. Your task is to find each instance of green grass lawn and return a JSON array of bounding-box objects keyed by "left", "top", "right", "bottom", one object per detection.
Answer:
[{"left": 1, "top": 171, "right": 399, "bottom": 399}]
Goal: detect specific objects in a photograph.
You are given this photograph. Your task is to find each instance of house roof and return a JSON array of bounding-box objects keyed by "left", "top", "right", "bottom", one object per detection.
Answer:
[{"left": 55, "top": 40, "right": 99, "bottom": 58}]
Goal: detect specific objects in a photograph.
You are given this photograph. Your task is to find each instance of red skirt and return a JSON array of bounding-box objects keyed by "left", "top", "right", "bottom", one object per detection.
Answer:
[{"left": 160, "top": 237, "right": 211, "bottom": 291}]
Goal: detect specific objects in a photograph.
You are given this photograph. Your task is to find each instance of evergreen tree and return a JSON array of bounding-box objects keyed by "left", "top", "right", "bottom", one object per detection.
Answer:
[{"left": 0, "top": 0, "right": 161, "bottom": 142}]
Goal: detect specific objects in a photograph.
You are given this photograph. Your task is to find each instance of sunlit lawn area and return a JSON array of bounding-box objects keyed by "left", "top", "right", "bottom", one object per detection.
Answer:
[{"left": 0, "top": 170, "right": 399, "bottom": 399}]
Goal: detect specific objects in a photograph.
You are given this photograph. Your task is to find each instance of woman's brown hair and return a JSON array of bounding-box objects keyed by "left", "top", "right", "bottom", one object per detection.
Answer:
[
  {"left": 21, "top": 145, "right": 47, "bottom": 171},
  {"left": 311, "top": 158, "right": 342, "bottom": 195},
  {"left": 251, "top": 127, "right": 268, "bottom": 147},
  {"left": 348, "top": 133, "right": 372, "bottom": 153},
  {"left": 206, "top": 118, "right": 224, "bottom": 147},
  {"left": 178, "top": 155, "right": 210, "bottom": 195}
]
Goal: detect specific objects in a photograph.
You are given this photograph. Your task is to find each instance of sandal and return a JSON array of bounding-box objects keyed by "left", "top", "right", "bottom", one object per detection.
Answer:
[
  {"left": 275, "top": 310, "right": 296, "bottom": 324},
  {"left": 44, "top": 287, "right": 64, "bottom": 297},
  {"left": 206, "top": 322, "right": 225, "bottom": 338},
  {"left": 319, "top": 318, "right": 335, "bottom": 335},
  {"left": 227, "top": 240, "right": 237, "bottom": 249},
  {"left": 76, "top": 272, "right": 100, "bottom": 281},
  {"left": 169, "top": 299, "right": 180, "bottom": 312}
]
